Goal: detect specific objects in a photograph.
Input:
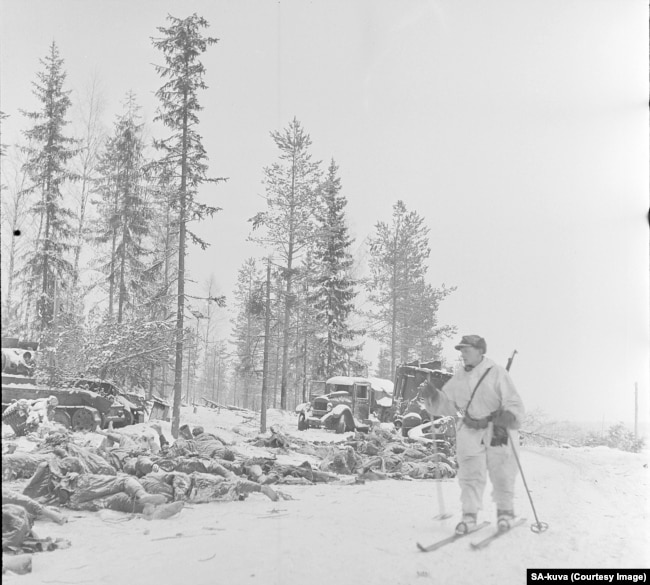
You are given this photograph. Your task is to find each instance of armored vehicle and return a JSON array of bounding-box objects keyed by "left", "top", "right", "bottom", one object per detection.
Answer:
[
  {"left": 296, "top": 376, "right": 393, "bottom": 434},
  {"left": 1, "top": 337, "right": 137, "bottom": 434},
  {"left": 64, "top": 378, "right": 146, "bottom": 427}
]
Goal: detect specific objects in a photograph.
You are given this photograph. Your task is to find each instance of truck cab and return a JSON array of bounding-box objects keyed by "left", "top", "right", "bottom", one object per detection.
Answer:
[{"left": 296, "top": 376, "right": 393, "bottom": 434}]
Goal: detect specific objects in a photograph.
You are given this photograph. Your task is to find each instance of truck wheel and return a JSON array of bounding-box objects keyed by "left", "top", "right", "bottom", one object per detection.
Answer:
[
  {"left": 336, "top": 416, "right": 347, "bottom": 434},
  {"left": 298, "top": 413, "right": 307, "bottom": 431},
  {"left": 52, "top": 410, "right": 72, "bottom": 429},
  {"left": 119, "top": 409, "right": 134, "bottom": 428},
  {"left": 72, "top": 407, "right": 98, "bottom": 432}
]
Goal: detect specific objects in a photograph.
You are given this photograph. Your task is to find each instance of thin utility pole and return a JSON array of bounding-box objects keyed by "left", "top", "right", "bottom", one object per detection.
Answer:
[
  {"left": 634, "top": 382, "right": 638, "bottom": 439},
  {"left": 186, "top": 343, "right": 192, "bottom": 404},
  {"left": 260, "top": 258, "right": 272, "bottom": 433},
  {"left": 211, "top": 349, "right": 217, "bottom": 401},
  {"left": 217, "top": 353, "right": 222, "bottom": 404}
]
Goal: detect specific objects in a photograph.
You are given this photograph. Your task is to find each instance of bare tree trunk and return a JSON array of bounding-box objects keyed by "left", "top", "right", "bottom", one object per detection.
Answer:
[
  {"left": 273, "top": 326, "right": 281, "bottom": 409},
  {"left": 260, "top": 258, "right": 271, "bottom": 432},
  {"left": 326, "top": 292, "right": 333, "bottom": 377},
  {"left": 280, "top": 264, "right": 293, "bottom": 409},
  {"left": 216, "top": 352, "right": 222, "bottom": 404},
  {"left": 244, "top": 271, "right": 253, "bottom": 409},
  {"left": 202, "top": 278, "right": 214, "bottom": 405},
  {"left": 161, "top": 188, "right": 172, "bottom": 399},
  {"left": 4, "top": 230, "right": 17, "bottom": 328},
  {"left": 186, "top": 339, "right": 192, "bottom": 404},
  {"left": 148, "top": 363, "right": 155, "bottom": 400},
  {"left": 389, "top": 220, "right": 401, "bottom": 377},
  {"left": 40, "top": 174, "right": 54, "bottom": 329},
  {"left": 117, "top": 237, "right": 126, "bottom": 323},
  {"left": 171, "top": 102, "right": 189, "bottom": 439},
  {"left": 279, "top": 153, "right": 298, "bottom": 410},
  {"left": 108, "top": 193, "right": 118, "bottom": 319},
  {"left": 302, "top": 330, "right": 308, "bottom": 404},
  {"left": 211, "top": 348, "right": 217, "bottom": 401}
]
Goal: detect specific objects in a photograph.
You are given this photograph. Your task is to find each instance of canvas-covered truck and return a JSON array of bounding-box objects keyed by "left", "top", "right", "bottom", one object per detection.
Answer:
[{"left": 296, "top": 376, "right": 394, "bottom": 434}]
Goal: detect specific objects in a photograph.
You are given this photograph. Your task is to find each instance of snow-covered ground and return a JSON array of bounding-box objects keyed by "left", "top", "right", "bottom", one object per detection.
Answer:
[{"left": 3, "top": 406, "right": 649, "bottom": 584}]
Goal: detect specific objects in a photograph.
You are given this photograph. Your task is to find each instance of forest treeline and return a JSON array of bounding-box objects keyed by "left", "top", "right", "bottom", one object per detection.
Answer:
[{"left": 0, "top": 14, "right": 455, "bottom": 436}]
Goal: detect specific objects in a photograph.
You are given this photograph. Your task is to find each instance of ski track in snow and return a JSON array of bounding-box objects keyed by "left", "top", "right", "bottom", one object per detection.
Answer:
[{"left": 3, "top": 410, "right": 648, "bottom": 585}]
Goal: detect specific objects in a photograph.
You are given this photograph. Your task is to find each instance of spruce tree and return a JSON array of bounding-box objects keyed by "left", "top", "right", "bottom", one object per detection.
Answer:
[
  {"left": 21, "top": 42, "right": 78, "bottom": 332},
  {"left": 93, "top": 93, "right": 150, "bottom": 323},
  {"left": 310, "top": 159, "right": 361, "bottom": 379},
  {"left": 152, "top": 14, "right": 222, "bottom": 437}
]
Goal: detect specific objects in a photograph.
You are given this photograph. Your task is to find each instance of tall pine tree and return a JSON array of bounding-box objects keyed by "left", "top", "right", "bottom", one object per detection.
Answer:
[
  {"left": 366, "top": 200, "right": 455, "bottom": 376},
  {"left": 249, "top": 118, "right": 321, "bottom": 409},
  {"left": 152, "top": 14, "right": 222, "bottom": 437},
  {"left": 21, "top": 42, "right": 78, "bottom": 333}
]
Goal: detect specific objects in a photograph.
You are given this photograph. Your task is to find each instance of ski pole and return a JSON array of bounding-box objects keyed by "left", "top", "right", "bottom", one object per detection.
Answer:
[
  {"left": 430, "top": 419, "right": 452, "bottom": 520},
  {"left": 505, "top": 350, "right": 549, "bottom": 533},
  {"left": 507, "top": 433, "right": 548, "bottom": 533},
  {"left": 418, "top": 377, "right": 451, "bottom": 520}
]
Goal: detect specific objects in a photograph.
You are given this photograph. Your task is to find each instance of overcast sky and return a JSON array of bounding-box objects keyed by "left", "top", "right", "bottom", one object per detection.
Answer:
[{"left": 1, "top": 0, "right": 648, "bottom": 427}]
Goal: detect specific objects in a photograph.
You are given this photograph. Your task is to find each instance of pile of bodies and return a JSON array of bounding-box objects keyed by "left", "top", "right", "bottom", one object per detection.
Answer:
[
  {"left": 2, "top": 420, "right": 456, "bottom": 566},
  {"left": 253, "top": 426, "right": 457, "bottom": 481}
]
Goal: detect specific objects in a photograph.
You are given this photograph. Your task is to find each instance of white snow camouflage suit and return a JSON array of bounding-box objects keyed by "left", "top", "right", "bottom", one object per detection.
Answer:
[{"left": 424, "top": 356, "right": 525, "bottom": 516}]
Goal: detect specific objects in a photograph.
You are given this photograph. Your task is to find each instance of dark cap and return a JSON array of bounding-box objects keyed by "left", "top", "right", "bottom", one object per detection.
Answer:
[
  {"left": 454, "top": 335, "right": 487, "bottom": 353},
  {"left": 179, "top": 424, "right": 193, "bottom": 440}
]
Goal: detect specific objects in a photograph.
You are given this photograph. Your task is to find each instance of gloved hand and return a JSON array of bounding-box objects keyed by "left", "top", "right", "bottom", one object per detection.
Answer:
[{"left": 491, "top": 409, "right": 518, "bottom": 429}]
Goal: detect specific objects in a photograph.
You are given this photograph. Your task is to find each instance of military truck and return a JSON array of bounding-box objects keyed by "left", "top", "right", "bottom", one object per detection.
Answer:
[
  {"left": 1, "top": 337, "right": 137, "bottom": 434},
  {"left": 392, "top": 360, "right": 456, "bottom": 452},
  {"left": 296, "top": 376, "right": 393, "bottom": 434}
]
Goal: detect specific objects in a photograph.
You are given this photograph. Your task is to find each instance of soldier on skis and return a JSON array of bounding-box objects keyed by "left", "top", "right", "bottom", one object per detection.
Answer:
[{"left": 420, "top": 335, "right": 525, "bottom": 535}]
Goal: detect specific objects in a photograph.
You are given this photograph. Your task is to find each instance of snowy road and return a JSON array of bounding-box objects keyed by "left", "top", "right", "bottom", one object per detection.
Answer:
[{"left": 5, "top": 444, "right": 648, "bottom": 585}]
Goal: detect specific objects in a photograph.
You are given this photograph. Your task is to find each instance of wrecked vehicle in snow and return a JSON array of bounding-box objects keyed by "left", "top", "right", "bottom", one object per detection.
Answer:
[
  {"left": 392, "top": 361, "right": 456, "bottom": 452},
  {"left": 63, "top": 378, "right": 146, "bottom": 427},
  {"left": 1, "top": 339, "right": 143, "bottom": 434},
  {"left": 296, "top": 376, "right": 393, "bottom": 434}
]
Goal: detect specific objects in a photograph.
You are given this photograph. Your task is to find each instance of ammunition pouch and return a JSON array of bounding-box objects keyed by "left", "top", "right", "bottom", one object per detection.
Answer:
[
  {"left": 462, "top": 414, "right": 490, "bottom": 430},
  {"left": 490, "top": 425, "right": 509, "bottom": 447}
]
